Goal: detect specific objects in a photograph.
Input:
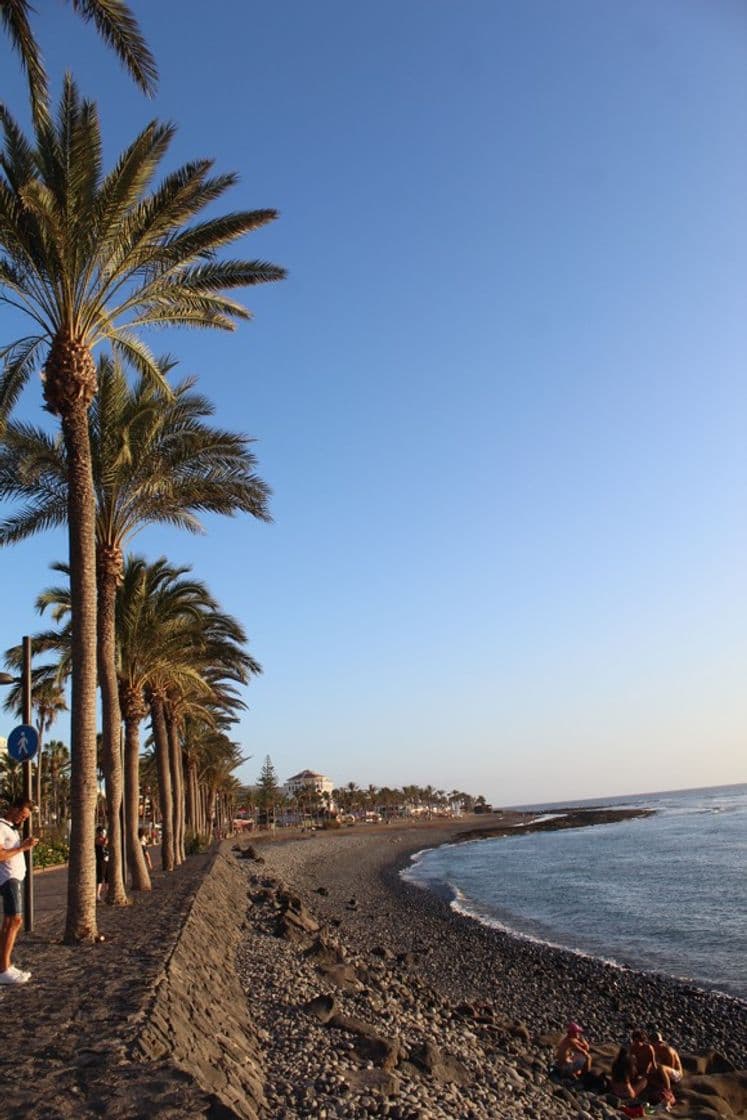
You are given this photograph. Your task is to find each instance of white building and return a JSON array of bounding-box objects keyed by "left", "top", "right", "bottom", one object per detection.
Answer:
[{"left": 283, "top": 769, "right": 335, "bottom": 807}]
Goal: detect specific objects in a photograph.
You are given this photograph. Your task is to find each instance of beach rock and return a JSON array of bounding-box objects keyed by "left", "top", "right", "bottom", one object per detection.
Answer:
[
  {"left": 354, "top": 1031, "right": 401, "bottom": 1070},
  {"left": 235, "top": 844, "right": 264, "bottom": 863},
  {"left": 409, "top": 1041, "right": 472, "bottom": 1086},
  {"left": 318, "top": 961, "right": 363, "bottom": 990},
  {"left": 273, "top": 894, "right": 320, "bottom": 937},
  {"left": 679, "top": 1072, "right": 747, "bottom": 1117},
  {"left": 706, "top": 1052, "right": 739, "bottom": 1075},
  {"left": 342, "top": 1068, "right": 401, "bottom": 1095},
  {"left": 305, "top": 994, "right": 338, "bottom": 1023},
  {"left": 509, "top": 1020, "right": 531, "bottom": 1044},
  {"left": 304, "top": 936, "right": 346, "bottom": 966}
]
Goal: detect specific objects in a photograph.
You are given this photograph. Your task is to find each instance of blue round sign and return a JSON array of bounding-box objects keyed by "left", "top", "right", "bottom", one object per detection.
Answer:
[{"left": 7, "top": 724, "right": 38, "bottom": 762}]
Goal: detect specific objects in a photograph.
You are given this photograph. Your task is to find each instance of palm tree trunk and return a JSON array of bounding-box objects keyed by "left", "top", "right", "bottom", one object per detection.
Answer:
[
  {"left": 185, "top": 759, "right": 197, "bottom": 833},
  {"left": 97, "top": 561, "right": 128, "bottom": 904},
  {"left": 165, "top": 710, "right": 184, "bottom": 865},
  {"left": 123, "top": 710, "right": 151, "bottom": 891},
  {"left": 60, "top": 401, "right": 99, "bottom": 943},
  {"left": 150, "top": 696, "right": 175, "bottom": 871},
  {"left": 35, "top": 742, "right": 43, "bottom": 828},
  {"left": 206, "top": 784, "right": 218, "bottom": 838}
]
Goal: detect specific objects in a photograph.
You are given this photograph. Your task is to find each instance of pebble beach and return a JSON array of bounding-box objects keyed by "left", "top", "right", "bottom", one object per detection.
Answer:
[{"left": 240, "top": 817, "right": 747, "bottom": 1120}]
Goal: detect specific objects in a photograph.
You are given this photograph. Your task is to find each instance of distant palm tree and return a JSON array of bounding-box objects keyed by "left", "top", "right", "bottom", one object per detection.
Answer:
[
  {"left": 1, "top": 651, "right": 67, "bottom": 823},
  {"left": 1, "top": 0, "right": 157, "bottom": 126},
  {"left": 45, "top": 738, "right": 70, "bottom": 827},
  {"left": 0, "top": 79, "right": 284, "bottom": 941}
]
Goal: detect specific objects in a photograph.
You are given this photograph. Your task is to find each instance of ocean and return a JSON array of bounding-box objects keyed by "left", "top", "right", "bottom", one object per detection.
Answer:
[{"left": 401, "top": 782, "right": 747, "bottom": 1001}]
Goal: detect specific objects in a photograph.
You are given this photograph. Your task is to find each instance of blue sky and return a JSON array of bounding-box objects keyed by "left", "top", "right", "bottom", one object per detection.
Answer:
[{"left": 0, "top": 1, "right": 745, "bottom": 804}]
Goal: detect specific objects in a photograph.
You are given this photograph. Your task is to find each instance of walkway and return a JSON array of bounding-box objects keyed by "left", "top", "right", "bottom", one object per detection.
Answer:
[{"left": 1, "top": 848, "right": 218, "bottom": 1120}]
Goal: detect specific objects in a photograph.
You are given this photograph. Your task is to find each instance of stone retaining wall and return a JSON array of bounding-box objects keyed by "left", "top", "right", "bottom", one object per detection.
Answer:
[{"left": 133, "top": 847, "right": 264, "bottom": 1119}]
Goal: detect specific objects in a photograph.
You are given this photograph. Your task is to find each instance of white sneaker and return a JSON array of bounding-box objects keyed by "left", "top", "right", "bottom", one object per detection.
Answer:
[
  {"left": 8, "top": 965, "right": 30, "bottom": 981},
  {"left": 0, "top": 968, "right": 28, "bottom": 985}
]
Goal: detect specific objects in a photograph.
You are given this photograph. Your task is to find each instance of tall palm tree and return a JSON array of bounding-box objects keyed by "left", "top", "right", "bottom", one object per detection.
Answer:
[
  {"left": 1, "top": 0, "right": 157, "bottom": 126},
  {"left": 0, "top": 355, "right": 272, "bottom": 901},
  {"left": 0, "top": 80, "right": 284, "bottom": 941}
]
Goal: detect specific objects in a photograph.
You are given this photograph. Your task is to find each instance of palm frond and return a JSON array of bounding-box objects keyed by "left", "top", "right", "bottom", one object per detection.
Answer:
[
  {"left": 0, "top": 0, "right": 49, "bottom": 126},
  {"left": 0, "top": 335, "right": 45, "bottom": 424},
  {"left": 70, "top": 0, "right": 158, "bottom": 96}
]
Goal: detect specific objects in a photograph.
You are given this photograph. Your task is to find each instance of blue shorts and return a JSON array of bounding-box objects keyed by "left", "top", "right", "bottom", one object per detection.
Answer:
[{"left": 0, "top": 879, "right": 23, "bottom": 917}]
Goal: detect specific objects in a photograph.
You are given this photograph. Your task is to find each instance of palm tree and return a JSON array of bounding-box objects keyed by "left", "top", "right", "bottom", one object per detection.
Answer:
[
  {"left": 0, "top": 355, "right": 272, "bottom": 900},
  {"left": 117, "top": 557, "right": 209, "bottom": 882},
  {"left": 116, "top": 556, "right": 258, "bottom": 878},
  {"left": 30, "top": 678, "right": 66, "bottom": 821},
  {"left": 1, "top": 0, "right": 156, "bottom": 126},
  {"left": 45, "top": 738, "right": 70, "bottom": 829},
  {"left": 0, "top": 80, "right": 284, "bottom": 941}
]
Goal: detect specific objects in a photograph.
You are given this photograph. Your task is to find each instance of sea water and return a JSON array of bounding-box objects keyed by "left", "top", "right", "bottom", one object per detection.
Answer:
[{"left": 401, "top": 783, "right": 747, "bottom": 1001}]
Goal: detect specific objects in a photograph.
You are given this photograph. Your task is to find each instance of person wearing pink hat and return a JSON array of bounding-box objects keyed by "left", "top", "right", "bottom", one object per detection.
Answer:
[{"left": 554, "top": 1021, "right": 592, "bottom": 1078}]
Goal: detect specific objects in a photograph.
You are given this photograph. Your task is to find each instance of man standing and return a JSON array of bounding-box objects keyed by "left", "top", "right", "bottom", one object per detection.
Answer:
[{"left": 0, "top": 798, "right": 37, "bottom": 984}]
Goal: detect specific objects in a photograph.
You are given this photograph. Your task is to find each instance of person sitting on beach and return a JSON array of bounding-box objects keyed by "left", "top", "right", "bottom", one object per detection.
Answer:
[
  {"left": 644, "top": 1062, "right": 675, "bottom": 1110},
  {"left": 649, "top": 1028, "right": 683, "bottom": 1083},
  {"left": 629, "top": 1028, "right": 656, "bottom": 1081},
  {"left": 610, "top": 1045, "right": 648, "bottom": 1100},
  {"left": 554, "top": 1022, "right": 592, "bottom": 1078}
]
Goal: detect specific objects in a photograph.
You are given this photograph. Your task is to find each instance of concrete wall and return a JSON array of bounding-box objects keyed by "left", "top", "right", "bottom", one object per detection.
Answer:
[{"left": 134, "top": 848, "right": 264, "bottom": 1119}]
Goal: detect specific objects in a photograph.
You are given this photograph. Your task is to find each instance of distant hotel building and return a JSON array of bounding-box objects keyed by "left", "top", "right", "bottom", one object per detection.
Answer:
[{"left": 283, "top": 769, "right": 335, "bottom": 806}]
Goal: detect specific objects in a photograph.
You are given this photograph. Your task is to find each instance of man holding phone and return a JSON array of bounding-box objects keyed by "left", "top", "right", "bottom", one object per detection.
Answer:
[{"left": 0, "top": 798, "right": 38, "bottom": 984}]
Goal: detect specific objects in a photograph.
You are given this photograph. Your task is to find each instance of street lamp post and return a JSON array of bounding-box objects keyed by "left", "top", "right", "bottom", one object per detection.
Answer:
[{"left": 0, "top": 635, "right": 35, "bottom": 931}]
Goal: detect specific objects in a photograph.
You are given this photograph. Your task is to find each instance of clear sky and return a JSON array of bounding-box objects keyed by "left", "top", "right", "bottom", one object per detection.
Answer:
[{"left": 1, "top": 1, "right": 745, "bottom": 805}]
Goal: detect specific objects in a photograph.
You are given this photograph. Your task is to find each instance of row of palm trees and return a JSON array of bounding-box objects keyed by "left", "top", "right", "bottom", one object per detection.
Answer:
[
  {"left": 332, "top": 783, "right": 488, "bottom": 816},
  {"left": 0, "top": 4, "right": 284, "bottom": 940},
  {"left": 2, "top": 363, "right": 267, "bottom": 898},
  {"left": 238, "top": 779, "right": 489, "bottom": 823}
]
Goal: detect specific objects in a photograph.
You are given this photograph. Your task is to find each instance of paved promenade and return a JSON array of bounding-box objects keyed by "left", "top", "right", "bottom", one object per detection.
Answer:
[{"left": 1, "top": 849, "right": 218, "bottom": 1120}]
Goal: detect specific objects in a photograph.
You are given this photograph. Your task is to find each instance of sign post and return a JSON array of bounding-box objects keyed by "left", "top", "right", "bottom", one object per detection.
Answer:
[{"left": 22, "top": 636, "right": 33, "bottom": 933}]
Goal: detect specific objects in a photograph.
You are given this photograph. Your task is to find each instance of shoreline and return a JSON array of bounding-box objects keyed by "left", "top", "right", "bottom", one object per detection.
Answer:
[
  {"left": 390, "top": 808, "right": 743, "bottom": 1007},
  {"left": 247, "top": 813, "right": 745, "bottom": 1118}
]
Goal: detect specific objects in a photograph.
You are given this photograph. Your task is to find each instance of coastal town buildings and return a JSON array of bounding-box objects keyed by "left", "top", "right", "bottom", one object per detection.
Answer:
[{"left": 283, "top": 769, "right": 335, "bottom": 808}]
